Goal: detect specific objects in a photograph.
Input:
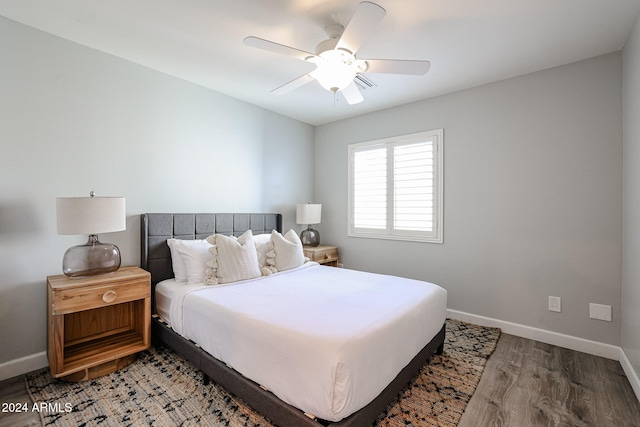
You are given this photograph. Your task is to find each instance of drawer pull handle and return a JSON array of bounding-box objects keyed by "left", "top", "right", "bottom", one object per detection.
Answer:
[
  {"left": 102, "top": 290, "right": 117, "bottom": 303},
  {"left": 325, "top": 254, "right": 331, "bottom": 259}
]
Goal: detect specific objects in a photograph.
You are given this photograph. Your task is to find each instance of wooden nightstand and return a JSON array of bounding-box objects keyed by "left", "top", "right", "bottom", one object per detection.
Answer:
[
  {"left": 303, "top": 245, "right": 339, "bottom": 267},
  {"left": 47, "top": 266, "right": 151, "bottom": 381}
]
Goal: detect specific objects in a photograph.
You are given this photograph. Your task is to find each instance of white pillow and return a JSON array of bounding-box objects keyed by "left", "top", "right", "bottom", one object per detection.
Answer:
[
  {"left": 267, "top": 229, "right": 305, "bottom": 272},
  {"left": 171, "top": 239, "right": 213, "bottom": 285},
  {"left": 205, "top": 230, "right": 262, "bottom": 285},
  {"left": 167, "top": 239, "right": 210, "bottom": 282},
  {"left": 167, "top": 239, "right": 187, "bottom": 282}
]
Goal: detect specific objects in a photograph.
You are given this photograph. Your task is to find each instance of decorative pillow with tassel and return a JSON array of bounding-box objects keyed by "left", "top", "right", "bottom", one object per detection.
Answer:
[
  {"left": 266, "top": 229, "right": 305, "bottom": 273},
  {"left": 205, "top": 230, "right": 262, "bottom": 285}
]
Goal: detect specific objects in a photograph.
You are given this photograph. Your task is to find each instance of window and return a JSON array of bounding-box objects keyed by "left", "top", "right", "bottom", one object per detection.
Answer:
[{"left": 348, "top": 129, "right": 443, "bottom": 243}]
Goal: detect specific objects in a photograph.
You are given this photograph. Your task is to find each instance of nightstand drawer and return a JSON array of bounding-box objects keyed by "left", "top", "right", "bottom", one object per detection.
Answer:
[
  {"left": 304, "top": 245, "right": 339, "bottom": 265},
  {"left": 50, "top": 279, "right": 149, "bottom": 315}
]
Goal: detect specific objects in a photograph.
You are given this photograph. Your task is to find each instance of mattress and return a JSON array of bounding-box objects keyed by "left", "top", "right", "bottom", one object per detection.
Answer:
[{"left": 156, "top": 263, "right": 447, "bottom": 422}]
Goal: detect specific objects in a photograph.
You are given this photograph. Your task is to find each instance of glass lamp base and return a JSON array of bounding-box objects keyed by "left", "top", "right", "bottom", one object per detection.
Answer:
[
  {"left": 300, "top": 226, "right": 320, "bottom": 247},
  {"left": 62, "top": 235, "right": 121, "bottom": 278}
]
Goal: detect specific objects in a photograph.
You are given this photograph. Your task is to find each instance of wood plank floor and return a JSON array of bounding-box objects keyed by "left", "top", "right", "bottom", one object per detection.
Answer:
[
  {"left": 459, "top": 334, "right": 640, "bottom": 427},
  {"left": 0, "top": 375, "right": 40, "bottom": 427},
  {"left": 2, "top": 334, "right": 639, "bottom": 427}
]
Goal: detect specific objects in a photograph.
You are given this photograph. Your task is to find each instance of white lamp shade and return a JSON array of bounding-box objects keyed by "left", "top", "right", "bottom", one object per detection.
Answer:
[
  {"left": 56, "top": 196, "right": 126, "bottom": 235},
  {"left": 296, "top": 203, "right": 322, "bottom": 225}
]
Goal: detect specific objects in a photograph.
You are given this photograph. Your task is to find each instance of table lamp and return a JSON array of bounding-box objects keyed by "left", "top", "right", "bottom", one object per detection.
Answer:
[
  {"left": 296, "top": 203, "right": 322, "bottom": 247},
  {"left": 56, "top": 192, "right": 126, "bottom": 277}
]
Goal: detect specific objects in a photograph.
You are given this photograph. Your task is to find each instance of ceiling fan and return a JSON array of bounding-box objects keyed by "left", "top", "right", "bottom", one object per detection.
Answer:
[{"left": 243, "top": 1, "right": 430, "bottom": 105}]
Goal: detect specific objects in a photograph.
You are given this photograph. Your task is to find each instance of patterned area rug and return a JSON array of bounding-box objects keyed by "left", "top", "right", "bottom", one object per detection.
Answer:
[{"left": 26, "top": 319, "right": 500, "bottom": 427}]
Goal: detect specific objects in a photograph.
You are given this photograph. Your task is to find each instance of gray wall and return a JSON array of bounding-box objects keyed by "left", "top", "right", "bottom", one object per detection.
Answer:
[
  {"left": 623, "top": 14, "right": 640, "bottom": 379},
  {"left": 0, "top": 17, "right": 314, "bottom": 366},
  {"left": 315, "top": 53, "right": 623, "bottom": 345}
]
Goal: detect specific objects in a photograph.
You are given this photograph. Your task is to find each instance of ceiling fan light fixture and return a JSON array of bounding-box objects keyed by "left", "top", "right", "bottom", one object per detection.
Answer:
[
  {"left": 310, "top": 50, "right": 358, "bottom": 93},
  {"left": 244, "top": 2, "right": 429, "bottom": 103}
]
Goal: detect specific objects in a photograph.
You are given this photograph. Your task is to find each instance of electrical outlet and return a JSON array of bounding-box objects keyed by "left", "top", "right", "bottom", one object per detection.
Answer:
[
  {"left": 548, "top": 296, "right": 562, "bottom": 312},
  {"left": 589, "top": 303, "right": 612, "bottom": 321}
]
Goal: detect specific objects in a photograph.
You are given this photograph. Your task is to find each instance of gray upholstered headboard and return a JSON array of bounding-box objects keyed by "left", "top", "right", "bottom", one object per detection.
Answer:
[{"left": 140, "top": 213, "right": 282, "bottom": 287}]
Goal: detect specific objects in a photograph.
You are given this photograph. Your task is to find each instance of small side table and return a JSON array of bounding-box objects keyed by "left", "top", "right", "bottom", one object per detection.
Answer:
[
  {"left": 303, "top": 245, "right": 339, "bottom": 267},
  {"left": 47, "top": 266, "right": 151, "bottom": 381}
]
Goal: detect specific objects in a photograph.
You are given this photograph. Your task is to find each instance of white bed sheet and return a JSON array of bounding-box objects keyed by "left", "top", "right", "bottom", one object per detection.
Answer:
[
  {"left": 154, "top": 278, "right": 175, "bottom": 322},
  {"left": 156, "top": 263, "right": 447, "bottom": 422}
]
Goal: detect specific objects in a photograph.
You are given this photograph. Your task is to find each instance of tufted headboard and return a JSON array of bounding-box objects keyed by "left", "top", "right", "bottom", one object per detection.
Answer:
[{"left": 140, "top": 213, "right": 282, "bottom": 287}]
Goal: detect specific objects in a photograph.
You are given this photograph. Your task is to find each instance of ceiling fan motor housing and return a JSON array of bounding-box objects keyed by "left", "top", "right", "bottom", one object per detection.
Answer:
[{"left": 315, "top": 37, "right": 340, "bottom": 55}]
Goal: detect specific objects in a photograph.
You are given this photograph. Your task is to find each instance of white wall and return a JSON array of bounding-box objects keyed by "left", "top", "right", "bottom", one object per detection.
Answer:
[
  {"left": 315, "top": 53, "right": 623, "bottom": 345},
  {"left": 0, "top": 17, "right": 314, "bottom": 367},
  {"left": 623, "top": 13, "right": 640, "bottom": 380}
]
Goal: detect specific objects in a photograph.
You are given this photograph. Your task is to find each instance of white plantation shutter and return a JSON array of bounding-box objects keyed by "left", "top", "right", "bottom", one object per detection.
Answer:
[
  {"left": 348, "top": 129, "right": 443, "bottom": 243},
  {"left": 353, "top": 146, "right": 387, "bottom": 229},
  {"left": 394, "top": 142, "right": 434, "bottom": 232}
]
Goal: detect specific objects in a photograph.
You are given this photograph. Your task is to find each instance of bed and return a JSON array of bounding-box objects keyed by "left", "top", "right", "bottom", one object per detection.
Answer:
[{"left": 140, "top": 213, "right": 447, "bottom": 426}]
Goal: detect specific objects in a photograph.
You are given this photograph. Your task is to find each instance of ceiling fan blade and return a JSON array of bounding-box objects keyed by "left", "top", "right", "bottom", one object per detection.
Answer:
[
  {"left": 271, "top": 74, "right": 315, "bottom": 95},
  {"left": 244, "top": 36, "right": 315, "bottom": 61},
  {"left": 336, "top": 2, "right": 386, "bottom": 54},
  {"left": 364, "top": 59, "right": 431, "bottom": 75},
  {"left": 341, "top": 81, "right": 364, "bottom": 105}
]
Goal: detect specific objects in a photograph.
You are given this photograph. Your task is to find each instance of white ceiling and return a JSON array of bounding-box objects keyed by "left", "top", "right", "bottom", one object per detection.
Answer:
[{"left": 1, "top": 0, "right": 639, "bottom": 126}]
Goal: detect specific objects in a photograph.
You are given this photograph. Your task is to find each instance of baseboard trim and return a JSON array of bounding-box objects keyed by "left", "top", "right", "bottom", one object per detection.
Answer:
[
  {"left": 0, "top": 351, "right": 48, "bottom": 382},
  {"left": 447, "top": 309, "right": 621, "bottom": 360},
  {"left": 620, "top": 348, "right": 640, "bottom": 402}
]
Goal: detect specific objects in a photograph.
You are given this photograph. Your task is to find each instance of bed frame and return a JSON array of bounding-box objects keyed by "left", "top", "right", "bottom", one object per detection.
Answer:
[{"left": 140, "top": 213, "right": 445, "bottom": 427}]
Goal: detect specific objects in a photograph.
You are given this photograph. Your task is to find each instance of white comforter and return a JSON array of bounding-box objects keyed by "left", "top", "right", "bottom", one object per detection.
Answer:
[{"left": 158, "top": 263, "right": 447, "bottom": 422}]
